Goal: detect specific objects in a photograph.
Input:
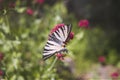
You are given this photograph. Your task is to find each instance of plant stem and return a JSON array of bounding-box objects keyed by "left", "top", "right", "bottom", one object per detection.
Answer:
[
  {"left": 5, "top": 14, "right": 10, "bottom": 28},
  {"left": 47, "top": 57, "right": 57, "bottom": 71}
]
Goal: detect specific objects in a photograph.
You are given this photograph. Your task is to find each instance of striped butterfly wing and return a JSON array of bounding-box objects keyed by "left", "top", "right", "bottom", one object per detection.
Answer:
[
  {"left": 43, "top": 35, "right": 64, "bottom": 60},
  {"left": 53, "top": 24, "right": 72, "bottom": 42},
  {"left": 43, "top": 24, "right": 72, "bottom": 60}
]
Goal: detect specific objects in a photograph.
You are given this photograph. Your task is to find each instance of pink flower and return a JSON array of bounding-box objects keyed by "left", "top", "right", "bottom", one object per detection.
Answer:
[
  {"left": 0, "top": 52, "right": 4, "bottom": 61},
  {"left": 50, "top": 24, "right": 65, "bottom": 34},
  {"left": 36, "top": 0, "right": 44, "bottom": 4},
  {"left": 98, "top": 56, "right": 105, "bottom": 63},
  {"left": 111, "top": 72, "right": 119, "bottom": 78},
  {"left": 55, "top": 53, "right": 66, "bottom": 60},
  {"left": 26, "top": 8, "right": 34, "bottom": 15},
  {"left": 69, "top": 32, "right": 74, "bottom": 40},
  {"left": 0, "top": 70, "right": 4, "bottom": 76},
  {"left": 78, "top": 19, "right": 89, "bottom": 28}
]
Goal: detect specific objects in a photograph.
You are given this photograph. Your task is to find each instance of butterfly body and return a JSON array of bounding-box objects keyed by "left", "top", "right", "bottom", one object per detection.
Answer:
[{"left": 43, "top": 24, "right": 72, "bottom": 60}]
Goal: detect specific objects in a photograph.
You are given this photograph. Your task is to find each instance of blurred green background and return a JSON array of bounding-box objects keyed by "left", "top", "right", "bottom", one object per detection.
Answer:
[{"left": 0, "top": 0, "right": 120, "bottom": 80}]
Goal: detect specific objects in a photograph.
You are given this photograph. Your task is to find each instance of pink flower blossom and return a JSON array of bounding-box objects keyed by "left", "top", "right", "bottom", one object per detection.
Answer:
[
  {"left": 26, "top": 8, "right": 34, "bottom": 15},
  {"left": 69, "top": 32, "right": 74, "bottom": 40},
  {"left": 111, "top": 72, "right": 119, "bottom": 78},
  {"left": 55, "top": 53, "right": 66, "bottom": 60},
  {"left": 78, "top": 19, "right": 89, "bottom": 28},
  {"left": 36, "top": 0, "right": 44, "bottom": 4},
  {"left": 0, "top": 70, "right": 4, "bottom": 76},
  {"left": 98, "top": 56, "right": 106, "bottom": 63}
]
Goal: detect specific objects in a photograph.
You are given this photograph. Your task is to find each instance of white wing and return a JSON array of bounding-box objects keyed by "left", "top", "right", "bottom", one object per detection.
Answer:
[
  {"left": 53, "top": 24, "right": 72, "bottom": 42},
  {"left": 43, "top": 24, "right": 72, "bottom": 60}
]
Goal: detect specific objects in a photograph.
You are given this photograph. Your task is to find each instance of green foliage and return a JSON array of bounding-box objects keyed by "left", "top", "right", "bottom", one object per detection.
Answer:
[{"left": 0, "top": 1, "right": 119, "bottom": 80}]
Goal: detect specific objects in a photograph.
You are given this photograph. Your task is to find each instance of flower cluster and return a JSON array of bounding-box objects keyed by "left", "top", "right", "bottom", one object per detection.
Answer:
[
  {"left": 69, "top": 32, "right": 74, "bottom": 40},
  {"left": 78, "top": 19, "right": 89, "bottom": 28},
  {"left": 111, "top": 72, "right": 119, "bottom": 79},
  {"left": 26, "top": 8, "right": 34, "bottom": 15},
  {"left": 0, "top": 70, "right": 4, "bottom": 76},
  {"left": 55, "top": 53, "right": 66, "bottom": 60},
  {"left": 98, "top": 56, "right": 106, "bottom": 63}
]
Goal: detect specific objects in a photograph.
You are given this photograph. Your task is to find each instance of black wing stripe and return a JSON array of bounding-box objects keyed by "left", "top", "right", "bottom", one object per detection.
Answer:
[
  {"left": 61, "top": 27, "right": 65, "bottom": 38},
  {"left": 65, "top": 24, "right": 72, "bottom": 42},
  {"left": 44, "top": 48, "right": 54, "bottom": 51},
  {"left": 43, "top": 53, "right": 55, "bottom": 61},
  {"left": 55, "top": 30, "right": 60, "bottom": 38},
  {"left": 45, "top": 44, "right": 49, "bottom": 47},
  {"left": 50, "top": 33, "right": 62, "bottom": 45},
  {"left": 53, "top": 31, "right": 62, "bottom": 41},
  {"left": 47, "top": 42, "right": 54, "bottom": 46},
  {"left": 51, "top": 34, "right": 59, "bottom": 42},
  {"left": 66, "top": 25, "right": 69, "bottom": 33},
  {"left": 57, "top": 29, "right": 64, "bottom": 40},
  {"left": 63, "top": 25, "right": 65, "bottom": 30}
]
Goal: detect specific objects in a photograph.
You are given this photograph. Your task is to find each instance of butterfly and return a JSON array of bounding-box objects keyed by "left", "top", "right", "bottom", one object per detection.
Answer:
[{"left": 43, "top": 24, "right": 72, "bottom": 60}]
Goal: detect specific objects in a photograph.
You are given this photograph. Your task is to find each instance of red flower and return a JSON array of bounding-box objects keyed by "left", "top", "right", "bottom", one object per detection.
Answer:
[
  {"left": 36, "top": 0, "right": 44, "bottom": 4},
  {"left": 0, "top": 70, "right": 4, "bottom": 76},
  {"left": 69, "top": 32, "right": 74, "bottom": 40},
  {"left": 98, "top": 56, "right": 105, "bottom": 63},
  {"left": 111, "top": 72, "right": 119, "bottom": 78},
  {"left": 78, "top": 19, "right": 89, "bottom": 28},
  {"left": 0, "top": 53, "right": 4, "bottom": 61},
  {"left": 26, "top": 8, "right": 34, "bottom": 15},
  {"left": 50, "top": 23, "right": 65, "bottom": 34},
  {"left": 55, "top": 53, "right": 66, "bottom": 60}
]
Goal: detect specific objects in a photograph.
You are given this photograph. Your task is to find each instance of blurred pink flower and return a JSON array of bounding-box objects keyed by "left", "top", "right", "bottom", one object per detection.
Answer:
[
  {"left": 36, "top": 0, "right": 44, "bottom": 4},
  {"left": 111, "top": 72, "right": 119, "bottom": 78},
  {"left": 69, "top": 32, "right": 74, "bottom": 40},
  {"left": 78, "top": 19, "right": 89, "bottom": 28},
  {"left": 55, "top": 53, "right": 65, "bottom": 60},
  {"left": 98, "top": 56, "right": 105, "bottom": 63},
  {"left": 26, "top": 8, "right": 34, "bottom": 15},
  {"left": 0, "top": 52, "right": 4, "bottom": 61},
  {"left": 0, "top": 70, "right": 4, "bottom": 76}
]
